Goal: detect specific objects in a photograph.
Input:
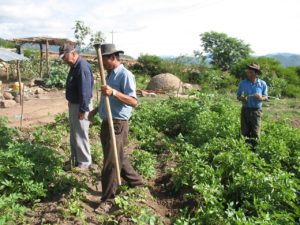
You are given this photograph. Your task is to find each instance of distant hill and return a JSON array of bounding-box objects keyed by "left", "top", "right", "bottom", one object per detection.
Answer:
[{"left": 265, "top": 53, "right": 300, "bottom": 67}]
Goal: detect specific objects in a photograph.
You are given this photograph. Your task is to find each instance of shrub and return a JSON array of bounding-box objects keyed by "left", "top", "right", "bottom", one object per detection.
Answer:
[
  {"left": 132, "top": 54, "right": 167, "bottom": 77},
  {"left": 131, "top": 150, "right": 156, "bottom": 179},
  {"left": 131, "top": 94, "right": 300, "bottom": 224},
  {"left": 46, "top": 60, "right": 69, "bottom": 88}
]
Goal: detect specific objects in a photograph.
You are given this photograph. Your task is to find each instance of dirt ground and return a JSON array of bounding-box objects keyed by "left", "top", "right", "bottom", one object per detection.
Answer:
[{"left": 0, "top": 89, "right": 68, "bottom": 127}]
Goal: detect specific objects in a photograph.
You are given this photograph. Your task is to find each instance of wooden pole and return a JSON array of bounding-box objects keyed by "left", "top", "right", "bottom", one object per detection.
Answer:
[
  {"left": 39, "top": 43, "right": 43, "bottom": 77},
  {"left": 17, "top": 61, "right": 22, "bottom": 105},
  {"left": 94, "top": 43, "right": 122, "bottom": 186},
  {"left": 20, "top": 74, "right": 25, "bottom": 128},
  {"left": 46, "top": 39, "right": 49, "bottom": 77},
  {"left": 6, "top": 65, "right": 9, "bottom": 81},
  {"left": 17, "top": 60, "right": 24, "bottom": 127}
]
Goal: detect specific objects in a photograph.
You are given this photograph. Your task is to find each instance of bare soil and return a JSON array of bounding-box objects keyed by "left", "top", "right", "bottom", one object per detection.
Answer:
[
  {"left": 0, "top": 89, "right": 68, "bottom": 127},
  {"left": 23, "top": 146, "right": 179, "bottom": 225}
]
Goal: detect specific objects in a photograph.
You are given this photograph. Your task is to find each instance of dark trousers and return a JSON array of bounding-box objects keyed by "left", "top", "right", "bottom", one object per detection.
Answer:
[
  {"left": 241, "top": 107, "right": 262, "bottom": 148},
  {"left": 100, "top": 120, "right": 143, "bottom": 202}
]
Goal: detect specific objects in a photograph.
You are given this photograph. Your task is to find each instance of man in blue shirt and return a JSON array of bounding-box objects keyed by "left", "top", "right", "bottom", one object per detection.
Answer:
[
  {"left": 237, "top": 63, "right": 268, "bottom": 148},
  {"left": 89, "top": 44, "right": 143, "bottom": 213},
  {"left": 59, "top": 43, "right": 93, "bottom": 170}
]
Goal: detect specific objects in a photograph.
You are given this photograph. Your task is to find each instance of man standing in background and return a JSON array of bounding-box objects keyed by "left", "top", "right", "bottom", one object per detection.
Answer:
[
  {"left": 237, "top": 63, "right": 268, "bottom": 149},
  {"left": 59, "top": 42, "right": 94, "bottom": 169}
]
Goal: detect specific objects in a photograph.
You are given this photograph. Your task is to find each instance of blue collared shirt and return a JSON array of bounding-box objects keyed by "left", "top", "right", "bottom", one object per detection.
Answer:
[
  {"left": 66, "top": 57, "right": 94, "bottom": 112},
  {"left": 237, "top": 78, "right": 268, "bottom": 109},
  {"left": 98, "top": 64, "right": 137, "bottom": 120}
]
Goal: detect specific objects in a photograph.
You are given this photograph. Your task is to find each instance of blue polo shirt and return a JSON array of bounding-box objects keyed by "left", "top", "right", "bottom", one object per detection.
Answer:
[
  {"left": 98, "top": 64, "right": 137, "bottom": 120},
  {"left": 237, "top": 78, "right": 268, "bottom": 109}
]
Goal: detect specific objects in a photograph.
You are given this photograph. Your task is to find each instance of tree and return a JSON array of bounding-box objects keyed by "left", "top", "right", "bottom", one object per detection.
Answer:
[
  {"left": 73, "top": 20, "right": 105, "bottom": 52},
  {"left": 134, "top": 54, "right": 167, "bottom": 77},
  {"left": 200, "top": 31, "right": 252, "bottom": 71}
]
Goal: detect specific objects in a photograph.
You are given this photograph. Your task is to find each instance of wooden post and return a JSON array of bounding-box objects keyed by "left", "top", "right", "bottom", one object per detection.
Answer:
[
  {"left": 39, "top": 43, "right": 43, "bottom": 77},
  {"left": 46, "top": 39, "right": 49, "bottom": 77},
  {"left": 17, "top": 61, "right": 22, "bottom": 105},
  {"left": 94, "top": 43, "right": 122, "bottom": 186},
  {"left": 6, "top": 64, "right": 9, "bottom": 81},
  {"left": 20, "top": 76, "right": 25, "bottom": 128},
  {"left": 16, "top": 60, "right": 25, "bottom": 127}
]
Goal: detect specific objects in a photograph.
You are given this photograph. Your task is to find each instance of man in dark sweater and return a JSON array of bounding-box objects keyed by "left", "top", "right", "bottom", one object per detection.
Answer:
[{"left": 59, "top": 43, "right": 94, "bottom": 169}]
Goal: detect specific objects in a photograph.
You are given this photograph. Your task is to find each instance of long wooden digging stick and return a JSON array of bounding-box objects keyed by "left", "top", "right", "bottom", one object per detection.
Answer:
[{"left": 94, "top": 43, "right": 122, "bottom": 186}]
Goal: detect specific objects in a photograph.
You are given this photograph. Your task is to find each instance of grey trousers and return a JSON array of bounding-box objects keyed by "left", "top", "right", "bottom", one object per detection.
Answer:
[{"left": 68, "top": 103, "right": 92, "bottom": 168}]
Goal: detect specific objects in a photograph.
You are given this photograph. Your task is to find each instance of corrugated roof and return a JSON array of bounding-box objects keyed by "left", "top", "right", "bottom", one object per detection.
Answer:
[{"left": 0, "top": 49, "right": 28, "bottom": 62}]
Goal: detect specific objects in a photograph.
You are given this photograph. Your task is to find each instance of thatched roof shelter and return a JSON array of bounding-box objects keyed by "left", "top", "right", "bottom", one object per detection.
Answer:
[
  {"left": 13, "top": 37, "right": 75, "bottom": 77},
  {"left": 14, "top": 37, "right": 75, "bottom": 46}
]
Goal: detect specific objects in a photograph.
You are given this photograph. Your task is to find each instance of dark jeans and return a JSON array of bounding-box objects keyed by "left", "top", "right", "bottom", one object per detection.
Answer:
[
  {"left": 241, "top": 107, "right": 262, "bottom": 148},
  {"left": 100, "top": 120, "right": 143, "bottom": 202}
]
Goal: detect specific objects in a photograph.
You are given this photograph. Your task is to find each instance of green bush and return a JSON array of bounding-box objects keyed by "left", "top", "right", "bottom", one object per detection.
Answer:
[
  {"left": 131, "top": 94, "right": 300, "bottom": 225},
  {"left": 0, "top": 117, "right": 19, "bottom": 148},
  {"left": 46, "top": 60, "right": 69, "bottom": 88},
  {"left": 132, "top": 54, "right": 167, "bottom": 77},
  {"left": 199, "top": 69, "right": 238, "bottom": 92},
  {"left": 283, "top": 84, "right": 300, "bottom": 98},
  {"left": 0, "top": 38, "right": 16, "bottom": 48},
  {"left": 131, "top": 150, "right": 156, "bottom": 179},
  {"left": 0, "top": 194, "right": 27, "bottom": 224}
]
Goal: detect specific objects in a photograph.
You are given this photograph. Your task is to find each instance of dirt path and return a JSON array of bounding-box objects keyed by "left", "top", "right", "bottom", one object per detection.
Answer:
[{"left": 0, "top": 90, "right": 68, "bottom": 127}]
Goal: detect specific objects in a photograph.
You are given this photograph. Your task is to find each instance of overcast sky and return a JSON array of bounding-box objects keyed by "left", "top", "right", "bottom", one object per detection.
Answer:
[{"left": 0, "top": 0, "right": 299, "bottom": 58}]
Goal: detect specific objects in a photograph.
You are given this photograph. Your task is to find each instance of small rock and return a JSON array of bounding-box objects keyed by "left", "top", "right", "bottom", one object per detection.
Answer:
[
  {"left": 14, "top": 95, "right": 21, "bottom": 103},
  {"left": 182, "top": 83, "right": 193, "bottom": 93},
  {"left": 34, "top": 87, "right": 44, "bottom": 94},
  {"left": 145, "top": 92, "right": 157, "bottom": 97},
  {"left": 15, "top": 95, "right": 29, "bottom": 103},
  {"left": 3, "top": 92, "right": 14, "bottom": 100},
  {"left": 0, "top": 100, "right": 16, "bottom": 108}
]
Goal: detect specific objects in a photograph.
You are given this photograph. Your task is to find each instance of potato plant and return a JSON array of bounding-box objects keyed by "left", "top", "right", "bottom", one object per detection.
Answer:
[{"left": 130, "top": 93, "right": 300, "bottom": 225}]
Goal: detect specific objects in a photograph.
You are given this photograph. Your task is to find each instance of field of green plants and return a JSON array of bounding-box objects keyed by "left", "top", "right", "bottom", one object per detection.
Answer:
[
  {"left": 0, "top": 92, "right": 299, "bottom": 224},
  {"left": 131, "top": 93, "right": 300, "bottom": 224}
]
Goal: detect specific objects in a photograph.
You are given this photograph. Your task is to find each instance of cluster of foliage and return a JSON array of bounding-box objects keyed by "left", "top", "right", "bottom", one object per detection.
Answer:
[
  {"left": 200, "top": 31, "right": 252, "bottom": 71},
  {"left": 130, "top": 94, "right": 300, "bottom": 224},
  {"left": 0, "top": 110, "right": 163, "bottom": 224},
  {"left": 0, "top": 114, "right": 76, "bottom": 224},
  {"left": 45, "top": 60, "right": 70, "bottom": 88},
  {"left": 113, "top": 186, "right": 163, "bottom": 225},
  {"left": 73, "top": 20, "right": 105, "bottom": 52},
  {"left": 131, "top": 149, "right": 156, "bottom": 179},
  {"left": 132, "top": 55, "right": 168, "bottom": 77},
  {"left": 6, "top": 49, "right": 41, "bottom": 79},
  {"left": 131, "top": 54, "right": 207, "bottom": 85},
  {"left": 0, "top": 38, "right": 16, "bottom": 48}
]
